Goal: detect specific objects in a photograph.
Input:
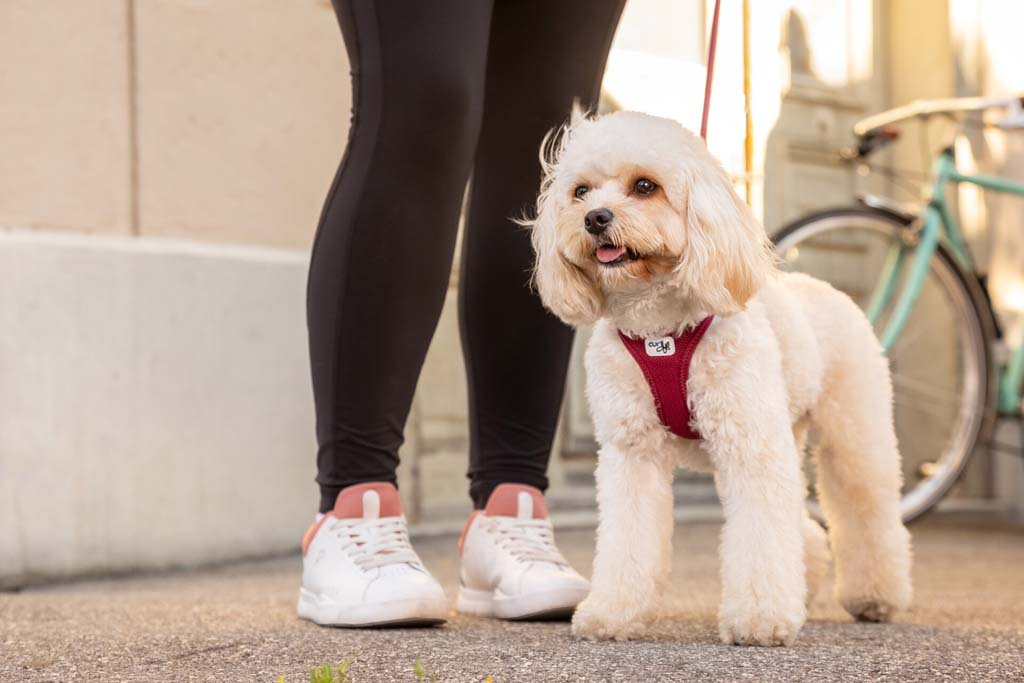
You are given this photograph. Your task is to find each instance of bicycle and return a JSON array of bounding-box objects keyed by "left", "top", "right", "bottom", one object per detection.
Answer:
[{"left": 773, "top": 95, "right": 1024, "bottom": 523}]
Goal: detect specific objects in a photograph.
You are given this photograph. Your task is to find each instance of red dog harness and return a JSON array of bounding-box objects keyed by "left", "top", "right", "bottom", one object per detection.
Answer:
[{"left": 618, "top": 316, "right": 714, "bottom": 440}]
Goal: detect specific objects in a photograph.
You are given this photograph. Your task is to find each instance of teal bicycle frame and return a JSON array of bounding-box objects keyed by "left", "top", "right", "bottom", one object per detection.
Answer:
[{"left": 867, "top": 149, "right": 1024, "bottom": 414}]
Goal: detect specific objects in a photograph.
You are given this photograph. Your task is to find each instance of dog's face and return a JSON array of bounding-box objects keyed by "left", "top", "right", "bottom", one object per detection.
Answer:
[{"left": 528, "top": 111, "right": 773, "bottom": 326}]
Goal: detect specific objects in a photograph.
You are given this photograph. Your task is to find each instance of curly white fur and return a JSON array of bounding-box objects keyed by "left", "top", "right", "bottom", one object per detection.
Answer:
[{"left": 527, "top": 110, "right": 912, "bottom": 647}]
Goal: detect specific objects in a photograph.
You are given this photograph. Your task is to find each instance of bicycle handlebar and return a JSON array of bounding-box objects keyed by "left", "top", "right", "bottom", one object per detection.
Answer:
[{"left": 853, "top": 95, "right": 1024, "bottom": 138}]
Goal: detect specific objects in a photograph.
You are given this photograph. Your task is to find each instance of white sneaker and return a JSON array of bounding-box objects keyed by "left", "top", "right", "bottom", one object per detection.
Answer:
[
  {"left": 457, "top": 484, "right": 590, "bottom": 620},
  {"left": 297, "top": 482, "right": 448, "bottom": 627}
]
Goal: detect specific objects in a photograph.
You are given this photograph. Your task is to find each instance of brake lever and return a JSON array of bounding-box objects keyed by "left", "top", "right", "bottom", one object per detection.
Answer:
[{"left": 996, "top": 97, "right": 1024, "bottom": 129}]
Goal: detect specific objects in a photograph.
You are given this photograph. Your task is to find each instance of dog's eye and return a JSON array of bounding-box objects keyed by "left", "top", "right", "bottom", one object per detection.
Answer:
[
  {"left": 634, "top": 178, "right": 657, "bottom": 195},
  {"left": 574, "top": 185, "right": 590, "bottom": 200}
]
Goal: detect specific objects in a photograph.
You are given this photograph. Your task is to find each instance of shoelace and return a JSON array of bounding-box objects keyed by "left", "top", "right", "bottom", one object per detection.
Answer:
[
  {"left": 486, "top": 517, "right": 566, "bottom": 565},
  {"left": 329, "top": 517, "right": 420, "bottom": 570}
]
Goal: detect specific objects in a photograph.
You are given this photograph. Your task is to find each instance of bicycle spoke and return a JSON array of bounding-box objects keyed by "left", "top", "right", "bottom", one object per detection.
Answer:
[
  {"left": 892, "top": 373, "right": 961, "bottom": 407},
  {"left": 887, "top": 317, "right": 943, "bottom": 360},
  {"left": 894, "top": 397, "right": 958, "bottom": 424}
]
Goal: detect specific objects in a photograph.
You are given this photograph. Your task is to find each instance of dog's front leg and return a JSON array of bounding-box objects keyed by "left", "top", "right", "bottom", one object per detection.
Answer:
[
  {"left": 706, "top": 422, "right": 807, "bottom": 646},
  {"left": 571, "top": 445, "right": 673, "bottom": 641},
  {"left": 700, "top": 390, "right": 807, "bottom": 646}
]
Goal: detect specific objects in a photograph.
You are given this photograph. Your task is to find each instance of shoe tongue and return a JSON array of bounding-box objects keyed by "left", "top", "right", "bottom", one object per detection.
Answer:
[
  {"left": 484, "top": 484, "right": 548, "bottom": 520},
  {"left": 333, "top": 482, "right": 402, "bottom": 520}
]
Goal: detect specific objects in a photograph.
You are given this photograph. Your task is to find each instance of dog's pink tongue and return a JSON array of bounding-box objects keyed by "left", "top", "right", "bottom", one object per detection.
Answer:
[{"left": 596, "top": 245, "right": 626, "bottom": 263}]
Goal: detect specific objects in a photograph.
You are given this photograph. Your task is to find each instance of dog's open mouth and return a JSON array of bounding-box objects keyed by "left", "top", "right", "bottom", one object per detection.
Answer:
[{"left": 595, "top": 241, "right": 641, "bottom": 267}]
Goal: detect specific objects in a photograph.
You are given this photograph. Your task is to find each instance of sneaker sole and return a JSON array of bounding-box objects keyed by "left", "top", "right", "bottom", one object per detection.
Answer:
[
  {"left": 456, "top": 585, "right": 588, "bottom": 621},
  {"left": 297, "top": 588, "right": 448, "bottom": 628}
]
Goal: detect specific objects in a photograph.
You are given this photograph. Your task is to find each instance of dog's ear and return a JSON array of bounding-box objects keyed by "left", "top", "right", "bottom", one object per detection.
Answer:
[
  {"left": 529, "top": 187, "right": 605, "bottom": 326},
  {"left": 524, "top": 123, "right": 604, "bottom": 325},
  {"left": 675, "top": 151, "right": 774, "bottom": 315}
]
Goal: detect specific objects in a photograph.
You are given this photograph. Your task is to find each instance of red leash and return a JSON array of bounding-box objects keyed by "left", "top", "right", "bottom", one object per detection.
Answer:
[{"left": 700, "top": 0, "right": 722, "bottom": 140}]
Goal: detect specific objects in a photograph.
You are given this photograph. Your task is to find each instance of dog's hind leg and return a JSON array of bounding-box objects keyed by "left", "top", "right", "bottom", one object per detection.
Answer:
[
  {"left": 793, "top": 418, "right": 830, "bottom": 606},
  {"left": 811, "top": 354, "right": 912, "bottom": 622},
  {"left": 802, "top": 511, "right": 829, "bottom": 605}
]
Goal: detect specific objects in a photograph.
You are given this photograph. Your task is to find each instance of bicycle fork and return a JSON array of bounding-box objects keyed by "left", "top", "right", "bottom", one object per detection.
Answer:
[{"left": 866, "top": 206, "right": 943, "bottom": 351}]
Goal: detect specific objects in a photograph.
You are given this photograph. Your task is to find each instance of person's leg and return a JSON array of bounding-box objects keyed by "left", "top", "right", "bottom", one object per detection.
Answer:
[
  {"left": 309, "top": 0, "right": 493, "bottom": 513},
  {"left": 460, "top": 0, "right": 626, "bottom": 507}
]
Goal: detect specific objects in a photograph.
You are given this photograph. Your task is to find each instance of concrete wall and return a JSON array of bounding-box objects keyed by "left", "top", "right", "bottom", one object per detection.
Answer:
[
  {"left": 884, "top": 0, "right": 956, "bottom": 203},
  {"left": 0, "top": 1, "right": 133, "bottom": 234},
  {"left": 0, "top": 0, "right": 349, "bottom": 248},
  {"left": 133, "top": 0, "right": 349, "bottom": 248},
  {"left": 0, "top": 231, "right": 315, "bottom": 587}
]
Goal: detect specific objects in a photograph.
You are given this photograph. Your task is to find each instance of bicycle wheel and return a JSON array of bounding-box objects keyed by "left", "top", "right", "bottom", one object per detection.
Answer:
[{"left": 773, "top": 206, "right": 996, "bottom": 523}]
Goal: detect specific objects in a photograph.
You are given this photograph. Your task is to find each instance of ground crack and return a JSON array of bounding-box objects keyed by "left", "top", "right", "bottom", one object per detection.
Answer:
[{"left": 144, "top": 640, "right": 247, "bottom": 666}]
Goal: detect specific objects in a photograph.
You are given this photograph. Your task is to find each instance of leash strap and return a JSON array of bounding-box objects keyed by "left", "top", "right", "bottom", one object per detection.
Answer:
[
  {"left": 700, "top": 0, "right": 722, "bottom": 140},
  {"left": 617, "top": 316, "right": 714, "bottom": 440}
]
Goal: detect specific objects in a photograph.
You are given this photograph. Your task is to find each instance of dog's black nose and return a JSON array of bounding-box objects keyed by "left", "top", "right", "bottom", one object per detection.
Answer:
[{"left": 584, "top": 208, "right": 614, "bottom": 235}]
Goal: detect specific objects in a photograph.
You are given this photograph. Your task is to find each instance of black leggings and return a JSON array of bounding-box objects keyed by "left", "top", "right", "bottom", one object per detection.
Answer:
[{"left": 308, "top": 0, "right": 624, "bottom": 512}]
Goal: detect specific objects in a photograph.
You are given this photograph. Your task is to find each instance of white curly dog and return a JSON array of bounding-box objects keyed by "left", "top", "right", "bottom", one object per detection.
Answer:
[{"left": 527, "top": 110, "right": 912, "bottom": 646}]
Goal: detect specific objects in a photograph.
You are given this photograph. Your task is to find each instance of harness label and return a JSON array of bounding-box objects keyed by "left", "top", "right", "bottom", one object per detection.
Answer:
[{"left": 645, "top": 337, "right": 675, "bottom": 356}]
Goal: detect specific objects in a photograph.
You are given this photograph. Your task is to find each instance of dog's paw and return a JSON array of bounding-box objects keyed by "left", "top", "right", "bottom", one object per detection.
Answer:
[
  {"left": 843, "top": 597, "right": 897, "bottom": 623},
  {"left": 571, "top": 596, "right": 649, "bottom": 641},
  {"left": 838, "top": 567, "right": 911, "bottom": 623},
  {"left": 719, "top": 609, "right": 804, "bottom": 647},
  {"left": 836, "top": 523, "right": 912, "bottom": 623}
]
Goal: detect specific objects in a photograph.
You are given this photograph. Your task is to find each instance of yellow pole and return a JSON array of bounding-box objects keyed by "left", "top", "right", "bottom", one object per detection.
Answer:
[{"left": 742, "top": 0, "right": 753, "bottom": 205}]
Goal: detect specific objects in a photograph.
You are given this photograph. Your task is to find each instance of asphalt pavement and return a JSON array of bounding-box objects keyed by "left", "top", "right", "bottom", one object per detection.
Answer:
[{"left": 2, "top": 514, "right": 1022, "bottom": 682}]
